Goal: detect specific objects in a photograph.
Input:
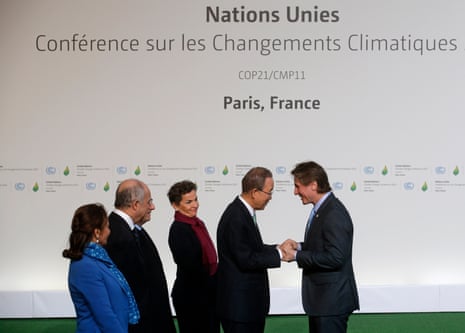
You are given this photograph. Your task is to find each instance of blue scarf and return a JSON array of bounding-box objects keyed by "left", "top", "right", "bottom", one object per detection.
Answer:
[{"left": 84, "top": 242, "right": 140, "bottom": 324}]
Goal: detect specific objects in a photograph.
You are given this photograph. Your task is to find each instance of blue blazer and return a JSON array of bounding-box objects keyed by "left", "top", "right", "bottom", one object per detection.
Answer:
[{"left": 68, "top": 254, "right": 130, "bottom": 333}]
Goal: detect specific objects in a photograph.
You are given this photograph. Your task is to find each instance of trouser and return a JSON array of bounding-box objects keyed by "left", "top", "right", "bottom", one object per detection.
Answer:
[
  {"left": 308, "top": 313, "right": 350, "bottom": 333},
  {"left": 220, "top": 318, "right": 265, "bottom": 333}
]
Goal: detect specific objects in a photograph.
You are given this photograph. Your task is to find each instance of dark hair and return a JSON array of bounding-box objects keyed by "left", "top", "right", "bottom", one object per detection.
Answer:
[
  {"left": 242, "top": 167, "right": 272, "bottom": 193},
  {"left": 291, "top": 161, "right": 332, "bottom": 193},
  {"left": 114, "top": 179, "right": 145, "bottom": 208},
  {"left": 62, "top": 203, "right": 108, "bottom": 260},
  {"left": 167, "top": 180, "right": 197, "bottom": 205}
]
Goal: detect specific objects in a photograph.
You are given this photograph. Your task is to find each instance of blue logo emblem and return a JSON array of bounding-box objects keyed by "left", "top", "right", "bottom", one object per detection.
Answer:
[
  {"left": 435, "top": 166, "right": 446, "bottom": 175},
  {"left": 45, "top": 167, "right": 56, "bottom": 175},
  {"left": 333, "top": 182, "right": 343, "bottom": 190},
  {"left": 363, "top": 166, "right": 374, "bottom": 175},
  {"left": 204, "top": 166, "right": 215, "bottom": 175},
  {"left": 116, "top": 166, "right": 127, "bottom": 175},
  {"left": 86, "top": 182, "right": 97, "bottom": 190},
  {"left": 403, "top": 182, "right": 415, "bottom": 190},
  {"left": 275, "top": 166, "right": 286, "bottom": 174},
  {"left": 15, "top": 183, "right": 26, "bottom": 191}
]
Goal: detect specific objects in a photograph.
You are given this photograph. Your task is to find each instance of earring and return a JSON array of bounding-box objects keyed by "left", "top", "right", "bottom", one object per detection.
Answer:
[{"left": 96, "top": 238, "right": 99, "bottom": 244}]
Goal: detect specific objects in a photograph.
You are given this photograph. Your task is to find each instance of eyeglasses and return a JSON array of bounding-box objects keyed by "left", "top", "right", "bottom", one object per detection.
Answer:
[{"left": 257, "top": 189, "right": 273, "bottom": 196}]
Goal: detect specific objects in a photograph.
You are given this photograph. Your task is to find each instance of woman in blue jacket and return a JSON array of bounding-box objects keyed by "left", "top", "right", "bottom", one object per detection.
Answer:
[{"left": 63, "top": 203, "right": 139, "bottom": 333}]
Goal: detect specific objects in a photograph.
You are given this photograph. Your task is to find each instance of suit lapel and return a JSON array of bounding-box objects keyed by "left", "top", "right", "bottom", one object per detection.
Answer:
[
  {"left": 252, "top": 217, "right": 263, "bottom": 244},
  {"left": 305, "top": 193, "right": 334, "bottom": 242},
  {"left": 236, "top": 197, "right": 263, "bottom": 245}
]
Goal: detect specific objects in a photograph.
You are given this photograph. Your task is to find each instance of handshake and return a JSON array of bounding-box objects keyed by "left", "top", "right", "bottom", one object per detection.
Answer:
[{"left": 278, "top": 239, "right": 299, "bottom": 262}]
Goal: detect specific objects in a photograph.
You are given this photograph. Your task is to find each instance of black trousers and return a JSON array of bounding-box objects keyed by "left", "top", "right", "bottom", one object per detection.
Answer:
[
  {"left": 308, "top": 313, "right": 350, "bottom": 333},
  {"left": 221, "top": 318, "right": 266, "bottom": 333},
  {"left": 174, "top": 300, "right": 220, "bottom": 333}
]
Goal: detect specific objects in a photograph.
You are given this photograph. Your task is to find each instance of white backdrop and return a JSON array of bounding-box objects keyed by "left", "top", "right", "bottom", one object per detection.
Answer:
[{"left": 2, "top": 0, "right": 465, "bottom": 317}]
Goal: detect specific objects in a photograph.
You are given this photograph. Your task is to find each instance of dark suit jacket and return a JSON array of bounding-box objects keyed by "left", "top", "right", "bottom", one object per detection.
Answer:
[
  {"left": 296, "top": 193, "right": 360, "bottom": 316},
  {"left": 105, "top": 212, "right": 176, "bottom": 333},
  {"left": 168, "top": 220, "right": 218, "bottom": 332},
  {"left": 216, "top": 196, "right": 281, "bottom": 323}
]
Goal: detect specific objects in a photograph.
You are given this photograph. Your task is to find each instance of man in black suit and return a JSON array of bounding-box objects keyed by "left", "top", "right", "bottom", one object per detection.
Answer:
[
  {"left": 282, "top": 161, "right": 359, "bottom": 333},
  {"left": 216, "top": 167, "right": 281, "bottom": 333},
  {"left": 105, "top": 179, "right": 176, "bottom": 333}
]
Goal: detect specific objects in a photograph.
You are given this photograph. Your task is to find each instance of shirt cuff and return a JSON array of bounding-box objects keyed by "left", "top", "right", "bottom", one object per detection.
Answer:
[{"left": 276, "top": 246, "right": 283, "bottom": 259}]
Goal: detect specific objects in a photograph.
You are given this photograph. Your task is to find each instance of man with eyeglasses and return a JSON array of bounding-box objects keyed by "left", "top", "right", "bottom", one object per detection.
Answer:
[{"left": 216, "top": 166, "right": 282, "bottom": 333}]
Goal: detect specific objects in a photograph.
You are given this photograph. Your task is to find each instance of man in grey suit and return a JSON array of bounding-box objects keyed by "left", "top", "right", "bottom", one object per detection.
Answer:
[
  {"left": 282, "top": 161, "right": 359, "bottom": 333},
  {"left": 216, "top": 167, "right": 282, "bottom": 333}
]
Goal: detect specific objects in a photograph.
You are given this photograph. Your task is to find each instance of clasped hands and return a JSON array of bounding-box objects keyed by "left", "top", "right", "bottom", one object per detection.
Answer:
[{"left": 279, "top": 239, "right": 298, "bottom": 262}]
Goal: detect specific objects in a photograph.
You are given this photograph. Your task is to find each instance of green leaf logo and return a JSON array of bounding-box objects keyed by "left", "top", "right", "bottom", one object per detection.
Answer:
[
  {"left": 134, "top": 166, "right": 141, "bottom": 176},
  {"left": 382, "top": 165, "right": 388, "bottom": 176},
  {"left": 103, "top": 182, "right": 110, "bottom": 192},
  {"left": 453, "top": 166, "right": 460, "bottom": 176},
  {"left": 32, "top": 182, "right": 39, "bottom": 192},
  {"left": 63, "top": 166, "right": 70, "bottom": 176},
  {"left": 222, "top": 165, "right": 229, "bottom": 175},
  {"left": 350, "top": 181, "right": 357, "bottom": 192},
  {"left": 421, "top": 182, "right": 428, "bottom": 192}
]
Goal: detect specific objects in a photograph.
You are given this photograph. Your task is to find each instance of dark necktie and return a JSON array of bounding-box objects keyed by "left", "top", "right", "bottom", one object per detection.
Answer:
[
  {"left": 305, "top": 208, "right": 316, "bottom": 237},
  {"left": 133, "top": 228, "right": 143, "bottom": 252}
]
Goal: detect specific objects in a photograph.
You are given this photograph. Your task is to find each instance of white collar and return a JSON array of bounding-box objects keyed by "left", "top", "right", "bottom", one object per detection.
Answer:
[
  {"left": 238, "top": 195, "right": 255, "bottom": 218},
  {"left": 113, "top": 209, "right": 136, "bottom": 230}
]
